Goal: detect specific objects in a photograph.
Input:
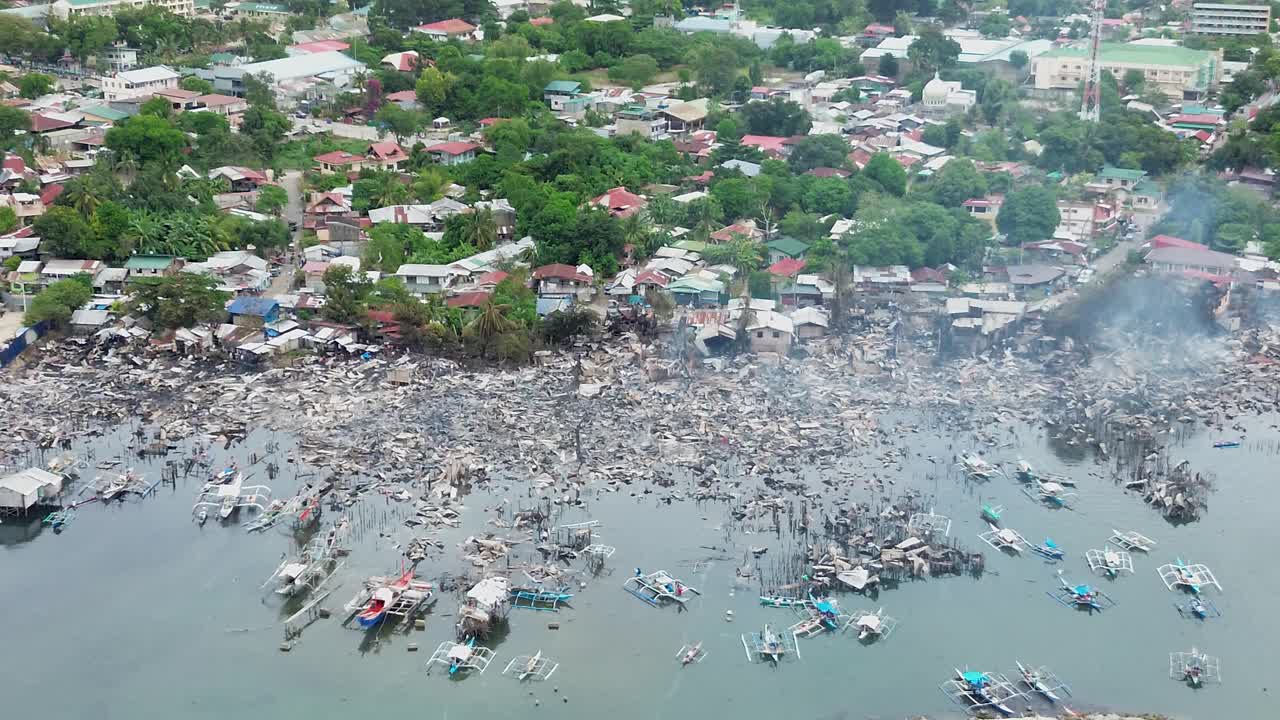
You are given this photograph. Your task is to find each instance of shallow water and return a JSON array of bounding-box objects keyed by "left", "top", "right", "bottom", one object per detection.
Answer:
[{"left": 2, "top": 413, "right": 1275, "bottom": 719}]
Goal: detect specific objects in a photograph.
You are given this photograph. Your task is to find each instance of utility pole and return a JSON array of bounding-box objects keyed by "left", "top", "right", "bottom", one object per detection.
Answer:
[{"left": 1079, "top": 0, "right": 1105, "bottom": 122}]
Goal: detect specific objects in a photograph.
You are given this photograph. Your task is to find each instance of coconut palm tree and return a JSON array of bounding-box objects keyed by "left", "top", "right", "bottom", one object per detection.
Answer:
[
  {"left": 460, "top": 207, "right": 497, "bottom": 251},
  {"left": 466, "top": 300, "right": 517, "bottom": 358}
]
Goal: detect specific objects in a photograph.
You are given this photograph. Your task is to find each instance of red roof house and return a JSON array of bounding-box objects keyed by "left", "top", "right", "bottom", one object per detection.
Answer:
[
  {"left": 447, "top": 291, "right": 492, "bottom": 309},
  {"left": 413, "top": 19, "right": 478, "bottom": 40},
  {"left": 425, "top": 141, "right": 480, "bottom": 166},
  {"left": 591, "top": 186, "right": 647, "bottom": 218},
  {"left": 767, "top": 258, "right": 806, "bottom": 278},
  {"left": 314, "top": 142, "right": 407, "bottom": 173},
  {"left": 1149, "top": 234, "right": 1209, "bottom": 252}
]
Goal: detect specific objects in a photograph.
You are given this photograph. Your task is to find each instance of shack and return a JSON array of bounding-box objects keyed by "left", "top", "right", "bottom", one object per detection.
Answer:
[
  {"left": 227, "top": 296, "right": 281, "bottom": 326},
  {"left": 0, "top": 468, "right": 64, "bottom": 517}
]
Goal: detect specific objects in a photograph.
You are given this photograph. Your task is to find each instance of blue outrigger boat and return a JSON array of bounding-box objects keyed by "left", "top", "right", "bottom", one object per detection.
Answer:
[
  {"left": 511, "top": 587, "right": 573, "bottom": 611},
  {"left": 1031, "top": 538, "right": 1064, "bottom": 561},
  {"left": 1047, "top": 573, "right": 1115, "bottom": 612},
  {"left": 1213, "top": 440, "right": 1240, "bottom": 448}
]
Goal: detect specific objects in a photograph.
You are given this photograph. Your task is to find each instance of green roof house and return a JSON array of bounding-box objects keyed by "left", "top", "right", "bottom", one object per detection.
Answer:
[
  {"left": 1097, "top": 166, "right": 1146, "bottom": 190},
  {"left": 544, "top": 80, "right": 583, "bottom": 111},
  {"left": 124, "top": 255, "right": 183, "bottom": 279},
  {"left": 766, "top": 236, "right": 810, "bottom": 263}
]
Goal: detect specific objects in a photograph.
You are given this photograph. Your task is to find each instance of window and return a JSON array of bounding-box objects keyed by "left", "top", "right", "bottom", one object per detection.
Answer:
[
  {"left": 772, "top": 331, "right": 780, "bottom": 338},
  {"left": 756, "top": 331, "right": 764, "bottom": 338}
]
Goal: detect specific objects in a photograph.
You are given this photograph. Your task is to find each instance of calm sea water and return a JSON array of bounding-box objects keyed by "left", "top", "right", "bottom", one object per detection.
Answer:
[{"left": 1, "top": 413, "right": 1274, "bottom": 720}]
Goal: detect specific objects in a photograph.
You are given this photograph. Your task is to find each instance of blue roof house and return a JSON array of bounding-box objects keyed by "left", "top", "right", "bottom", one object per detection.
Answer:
[{"left": 227, "top": 296, "right": 280, "bottom": 326}]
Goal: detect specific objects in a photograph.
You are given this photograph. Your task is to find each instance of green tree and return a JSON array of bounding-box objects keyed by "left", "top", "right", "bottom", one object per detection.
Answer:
[
  {"left": 878, "top": 54, "right": 899, "bottom": 78},
  {"left": 0, "top": 105, "right": 31, "bottom": 151},
  {"left": 862, "top": 152, "right": 907, "bottom": 196},
  {"left": 740, "top": 97, "right": 812, "bottom": 136},
  {"left": 0, "top": 206, "right": 17, "bottom": 234},
  {"left": 363, "top": 222, "right": 421, "bottom": 272},
  {"left": 996, "top": 185, "right": 1060, "bottom": 244},
  {"left": 788, "top": 134, "right": 850, "bottom": 172},
  {"left": 979, "top": 12, "right": 1011, "bottom": 38},
  {"left": 692, "top": 44, "right": 739, "bottom": 95},
  {"left": 105, "top": 114, "right": 187, "bottom": 168},
  {"left": 255, "top": 184, "right": 289, "bottom": 215},
  {"left": 923, "top": 158, "right": 987, "bottom": 207},
  {"left": 321, "top": 264, "right": 368, "bottom": 323},
  {"left": 803, "top": 176, "right": 853, "bottom": 215},
  {"left": 374, "top": 103, "right": 421, "bottom": 143},
  {"left": 18, "top": 72, "right": 54, "bottom": 99},
  {"left": 1009, "top": 50, "right": 1028, "bottom": 70},
  {"left": 180, "top": 75, "right": 214, "bottom": 94},
  {"left": 26, "top": 276, "right": 93, "bottom": 329},
  {"left": 710, "top": 177, "right": 760, "bottom": 222},
  {"left": 907, "top": 28, "right": 961, "bottom": 77},
  {"left": 127, "top": 274, "right": 229, "bottom": 329},
  {"left": 608, "top": 53, "right": 659, "bottom": 87},
  {"left": 33, "top": 206, "right": 95, "bottom": 258}
]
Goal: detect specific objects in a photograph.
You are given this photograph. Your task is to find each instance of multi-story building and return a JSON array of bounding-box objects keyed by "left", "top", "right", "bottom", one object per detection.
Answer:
[
  {"left": 1190, "top": 3, "right": 1271, "bottom": 36},
  {"left": 100, "top": 66, "right": 180, "bottom": 102},
  {"left": 51, "top": 0, "right": 194, "bottom": 19},
  {"left": 1031, "top": 43, "right": 1222, "bottom": 101},
  {"left": 615, "top": 106, "right": 668, "bottom": 140}
]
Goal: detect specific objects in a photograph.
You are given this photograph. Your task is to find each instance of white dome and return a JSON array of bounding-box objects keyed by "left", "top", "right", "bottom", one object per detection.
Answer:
[{"left": 923, "top": 72, "right": 948, "bottom": 101}]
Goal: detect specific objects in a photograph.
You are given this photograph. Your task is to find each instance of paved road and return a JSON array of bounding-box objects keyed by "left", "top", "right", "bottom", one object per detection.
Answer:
[{"left": 264, "top": 170, "right": 305, "bottom": 298}]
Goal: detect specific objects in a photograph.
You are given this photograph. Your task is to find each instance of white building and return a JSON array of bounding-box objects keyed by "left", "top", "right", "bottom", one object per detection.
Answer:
[
  {"left": 920, "top": 73, "right": 976, "bottom": 116},
  {"left": 1190, "top": 3, "right": 1271, "bottom": 36},
  {"left": 100, "top": 66, "right": 180, "bottom": 102},
  {"left": 51, "top": 0, "right": 193, "bottom": 19},
  {"left": 395, "top": 264, "right": 455, "bottom": 296},
  {"left": 1031, "top": 43, "right": 1221, "bottom": 101}
]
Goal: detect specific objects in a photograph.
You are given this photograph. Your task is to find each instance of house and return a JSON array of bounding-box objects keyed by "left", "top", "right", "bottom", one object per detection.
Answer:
[
  {"left": 740, "top": 134, "right": 790, "bottom": 156},
  {"left": 425, "top": 141, "right": 480, "bottom": 166},
  {"left": 100, "top": 43, "right": 139, "bottom": 72},
  {"left": 766, "top": 237, "right": 810, "bottom": 263},
  {"left": 1144, "top": 246, "right": 1238, "bottom": 276},
  {"left": 447, "top": 291, "right": 491, "bottom": 313},
  {"left": 1149, "top": 234, "right": 1208, "bottom": 252},
  {"left": 0, "top": 468, "right": 64, "bottom": 516},
  {"left": 124, "top": 254, "right": 182, "bottom": 279},
  {"left": 745, "top": 310, "right": 794, "bottom": 354},
  {"left": 227, "top": 296, "right": 281, "bottom": 326},
  {"left": 531, "top": 263, "right": 593, "bottom": 296},
  {"left": 790, "top": 306, "right": 829, "bottom": 339},
  {"left": 69, "top": 307, "right": 111, "bottom": 334},
  {"left": 711, "top": 222, "right": 763, "bottom": 243},
  {"left": 591, "top": 186, "right": 647, "bottom": 218},
  {"left": 660, "top": 98, "right": 709, "bottom": 135},
  {"left": 1031, "top": 43, "right": 1221, "bottom": 101},
  {"left": 100, "top": 65, "right": 180, "bottom": 102},
  {"left": 963, "top": 196, "right": 1002, "bottom": 226},
  {"left": 666, "top": 273, "right": 725, "bottom": 306},
  {"left": 195, "top": 93, "right": 248, "bottom": 117},
  {"left": 217, "top": 52, "right": 364, "bottom": 106},
  {"left": 368, "top": 198, "right": 468, "bottom": 230},
  {"left": 413, "top": 18, "right": 479, "bottom": 41},
  {"left": 1004, "top": 264, "right": 1065, "bottom": 294},
  {"left": 286, "top": 40, "right": 351, "bottom": 56},
  {"left": 0, "top": 228, "right": 40, "bottom": 259},
  {"left": 385, "top": 89, "right": 419, "bottom": 110},
  {"left": 302, "top": 260, "right": 330, "bottom": 293},
  {"left": 544, "top": 80, "right": 583, "bottom": 111},
  {"left": 313, "top": 142, "right": 408, "bottom": 173},
  {"left": 395, "top": 264, "right": 455, "bottom": 296},
  {"left": 381, "top": 50, "right": 420, "bottom": 72},
  {"left": 1132, "top": 179, "right": 1161, "bottom": 211},
  {"left": 615, "top": 105, "right": 668, "bottom": 140},
  {"left": 209, "top": 166, "right": 269, "bottom": 192},
  {"left": 94, "top": 266, "right": 128, "bottom": 294},
  {"left": 40, "top": 259, "right": 103, "bottom": 287},
  {"left": 152, "top": 86, "right": 201, "bottom": 111},
  {"left": 1096, "top": 166, "right": 1147, "bottom": 192},
  {"left": 306, "top": 192, "right": 352, "bottom": 216},
  {"left": 0, "top": 193, "right": 44, "bottom": 224},
  {"left": 720, "top": 159, "right": 762, "bottom": 177},
  {"left": 473, "top": 270, "right": 509, "bottom": 291},
  {"left": 51, "top": 0, "right": 194, "bottom": 19},
  {"left": 768, "top": 257, "right": 806, "bottom": 282}
]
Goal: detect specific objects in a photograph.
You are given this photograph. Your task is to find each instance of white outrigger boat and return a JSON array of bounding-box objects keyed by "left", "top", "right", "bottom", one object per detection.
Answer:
[
  {"left": 851, "top": 607, "right": 898, "bottom": 642},
  {"left": 958, "top": 452, "right": 1002, "bottom": 480},
  {"left": 1016, "top": 661, "right": 1071, "bottom": 703},
  {"left": 677, "top": 641, "right": 707, "bottom": 665},
  {"left": 979, "top": 522, "right": 1030, "bottom": 554},
  {"left": 502, "top": 650, "right": 559, "bottom": 681}
]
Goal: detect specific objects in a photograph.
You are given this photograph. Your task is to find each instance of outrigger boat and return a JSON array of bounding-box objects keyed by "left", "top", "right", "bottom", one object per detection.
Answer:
[
  {"left": 1047, "top": 572, "right": 1116, "bottom": 612},
  {"left": 426, "top": 638, "right": 496, "bottom": 677},
  {"left": 742, "top": 624, "right": 799, "bottom": 664},
  {"left": 1016, "top": 661, "right": 1071, "bottom": 703},
  {"left": 502, "top": 650, "right": 559, "bottom": 681},
  {"left": 940, "top": 669, "right": 1023, "bottom": 716},
  {"left": 1169, "top": 648, "right": 1221, "bottom": 687},
  {"left": 1085, "top": 545, "right": 1133, "bottom": 578},
  {"left": 1031, "top": 538, "right": 1065, "bottom": 561},
  {"left": 355, "top": 570, "right": 418, "bottom": 629},
  {"left": 1110, "top": 529, "right": 1156, "bottom": 552},
  {"left": 851, "top": 607, "right": 898, "bottom": 642},
  {"left": 981, "top": 503, "right": 1004, "bottom": 524},
  {"left": 511, "top": 586, "right": 573, "bottom": 611},
  {"left": 1176, "top": 595, "right": 1222, "bottom": 620},
  {"left": 677, "top": 642, "right": 706, "bottom": 666},
  {"left": 1212, "top": 440, "right": 1240, "bottom": 448},
  {"left": 1157, "top": 558, "right": 1222, "bottom": 595},
  {"left": 958, "top": 452, "right": 1001, "bottom": 480},
  {"left": 979, "top": 522, "right": 1030, "bottom": 554}
]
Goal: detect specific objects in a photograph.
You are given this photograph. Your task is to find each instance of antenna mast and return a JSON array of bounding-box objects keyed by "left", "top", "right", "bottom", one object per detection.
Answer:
[{"left": 1079, "top": 0, "right": 1105, "bottom": 122}]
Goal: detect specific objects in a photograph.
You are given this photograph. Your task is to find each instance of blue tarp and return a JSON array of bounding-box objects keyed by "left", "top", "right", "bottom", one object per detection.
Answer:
[{"left": 227, "top": 296, "right": 280, "bottom": 317}]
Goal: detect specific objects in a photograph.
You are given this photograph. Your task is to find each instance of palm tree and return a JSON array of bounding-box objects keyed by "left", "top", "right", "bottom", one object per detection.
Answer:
[
  {"left": 466, "top": 300, "right": 516, "bottom": 358},
  {"left": 461, "top": 207, "right": 497, "bottom": 251},
  {"left": 113, "top": 152, "right": 138, "bottom": 187},
  {"left": 370, "top": 172, "right": 408, "bottom": 209}
]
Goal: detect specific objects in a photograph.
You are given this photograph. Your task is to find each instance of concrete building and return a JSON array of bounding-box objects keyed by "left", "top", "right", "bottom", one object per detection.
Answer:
[
  {"left": 920, "top": 72, "right": 976, "bottom": 116},
  {"left": 1031, "top": 43, "right": 1221, "bottom": 101},
  {"left": 100, "top": 66, "right": 180, "bottom": 102},
  {"left": 615, "top": 106, "right": 668, "bottom": 140},
  {"left": 395, "top": 264, "right": 455, "bottom": 296},
  {"left": 1190, "top": 3, "right": 1271, "bottom": 36},
  {"left": 51, "top": 0, "right": 193, "bottom": 18}
]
